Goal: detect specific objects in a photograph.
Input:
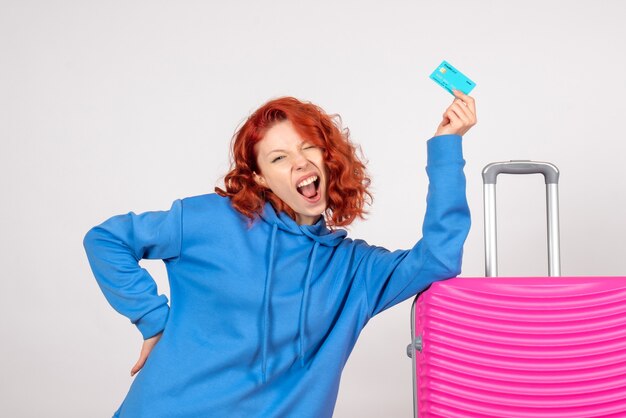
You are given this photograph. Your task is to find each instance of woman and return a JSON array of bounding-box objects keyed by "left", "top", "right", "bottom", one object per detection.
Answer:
[{"left": 83, "top": 91, "right": 476, "bottom": 417}]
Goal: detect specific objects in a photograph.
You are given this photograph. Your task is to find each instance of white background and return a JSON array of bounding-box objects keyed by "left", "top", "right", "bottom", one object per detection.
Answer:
[{"left": 2, "top": 1, "right": 625, "bottom": 416}]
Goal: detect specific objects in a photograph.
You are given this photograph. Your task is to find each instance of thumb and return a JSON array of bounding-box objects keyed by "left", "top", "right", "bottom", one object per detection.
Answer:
[
  {"left": 130, "top": 352, "right": 147, "bottom": 377},
  {"left": 130, "top": 332, "right": 162, "bottom": 377},
  {"left": 440, "top": 111, "right": 451, "bottom": 125}
]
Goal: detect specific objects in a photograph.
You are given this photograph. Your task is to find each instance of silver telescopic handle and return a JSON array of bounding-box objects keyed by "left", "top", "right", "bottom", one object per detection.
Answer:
[{"left": 482, "top": 160, "right": 561, "bottom": 277}]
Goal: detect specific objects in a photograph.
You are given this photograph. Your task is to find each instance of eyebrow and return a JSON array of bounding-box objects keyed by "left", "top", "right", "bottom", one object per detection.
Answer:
[
  {"left": 266, "top": 142, "right": 313, "bottom": 157},
  {"left": 267, "top": 149, "right": 287, "bottom": 156}
]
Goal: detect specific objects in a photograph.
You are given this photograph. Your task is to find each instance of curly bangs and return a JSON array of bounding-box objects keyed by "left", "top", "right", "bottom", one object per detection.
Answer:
[{"left": 215, "top": 96, "right": 372, "bottom": 229}]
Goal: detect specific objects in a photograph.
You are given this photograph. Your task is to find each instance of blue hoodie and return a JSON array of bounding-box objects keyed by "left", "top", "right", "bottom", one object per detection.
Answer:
[{"left": 83, "top": 134, "right": 470, "bottom": 418}]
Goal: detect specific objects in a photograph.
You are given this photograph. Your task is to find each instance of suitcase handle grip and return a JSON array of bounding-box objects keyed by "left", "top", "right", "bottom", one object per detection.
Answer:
[
  {"left": 482, "top": 160, "right": 561, "bottom": 277},
  {"left": 482, "top": 160, "right": 560, "bottom": 184}
]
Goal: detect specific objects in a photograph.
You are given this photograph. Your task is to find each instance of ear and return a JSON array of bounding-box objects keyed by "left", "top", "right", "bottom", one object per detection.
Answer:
[{"left": 253, "top": 171, "right": 265, "bottom": 187}]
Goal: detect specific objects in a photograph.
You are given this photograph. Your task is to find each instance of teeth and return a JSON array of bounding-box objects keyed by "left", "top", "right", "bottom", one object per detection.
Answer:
[{"left": 297, "top": 175, "right": 318, "bottom": 188}]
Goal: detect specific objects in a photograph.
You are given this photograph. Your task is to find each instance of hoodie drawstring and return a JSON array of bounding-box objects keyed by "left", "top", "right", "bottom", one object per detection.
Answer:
[
  {"left": 298, "top": 241, "right": 319, "bottom": 366},
  {"left": 257, "top": 202, "right": 346, "bottom": 383},
  {"left": 261, "top": 223, "right": 278, "bottom": 383},
  {"left": 261, "top": 226, "right": 319, "bottom": 381}
]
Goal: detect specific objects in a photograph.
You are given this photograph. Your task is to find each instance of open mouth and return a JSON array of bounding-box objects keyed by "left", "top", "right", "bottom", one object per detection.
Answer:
[{"left": 296, "top": 176, "right": 321, "bottom": 200}]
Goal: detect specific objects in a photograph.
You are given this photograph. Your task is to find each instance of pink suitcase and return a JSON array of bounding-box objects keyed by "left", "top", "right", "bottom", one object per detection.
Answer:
[{"left": 407, "top": 161, "right": 626, "bottom": 417}]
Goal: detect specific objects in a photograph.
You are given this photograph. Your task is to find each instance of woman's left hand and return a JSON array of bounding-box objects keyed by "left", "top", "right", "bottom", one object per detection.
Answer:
[{"left": 434, "top": 90, "right": 477, "bottom": 137}]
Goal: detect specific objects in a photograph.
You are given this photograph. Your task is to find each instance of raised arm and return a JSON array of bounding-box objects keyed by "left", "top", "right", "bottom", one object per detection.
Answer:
[
  {"left": 355, "top": 134, "right": 470, "bottom": 318},
  {"left": 82, "top": 198, "right": 183, "bottom": 339},
  {"left": 357, "top": 90, "right": 476, "bottom": 319}
]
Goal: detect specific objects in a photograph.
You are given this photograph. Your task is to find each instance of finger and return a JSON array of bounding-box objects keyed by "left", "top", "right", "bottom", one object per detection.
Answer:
[
  {"left": 452, "top": 90, "right": 476, "bottom": 116},
  {"left": 448, "top": 99, "right": 474, "bottom": 126},
  {"left": 131, "top": 361, "right": 142, "bottom": 376},
  {"left": 451, "top": 101, "right": 473, "bottom": 123},
  {"left": 452, "top": 90, "right": 476, "bottom": 114},
  {"left": 131, "top": 354, "right": 147, "bottom": 376},
  {"left": 445, "top": 108, "right": 462, "bottom": 127},
  {"left": 449, "top": 103, "right": 471, "bottom": 126}
]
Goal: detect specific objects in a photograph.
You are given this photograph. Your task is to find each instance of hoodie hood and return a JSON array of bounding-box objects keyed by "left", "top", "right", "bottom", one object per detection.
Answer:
[
  {"left": 256, "top": 201, "right": 346, "bottom": 382},
  {"left": 258, "top": 201, "right": 347, "bottom": 246}
]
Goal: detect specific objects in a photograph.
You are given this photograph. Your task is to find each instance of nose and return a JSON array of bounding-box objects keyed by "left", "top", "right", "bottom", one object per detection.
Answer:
[{"left": 293, "top": 151, "right": 308, "bottom": 170}]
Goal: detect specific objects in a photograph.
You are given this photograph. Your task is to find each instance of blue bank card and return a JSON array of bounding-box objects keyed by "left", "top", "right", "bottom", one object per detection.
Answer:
[{"left": 429, "top": 60, "right": 476, "bottom": 95}]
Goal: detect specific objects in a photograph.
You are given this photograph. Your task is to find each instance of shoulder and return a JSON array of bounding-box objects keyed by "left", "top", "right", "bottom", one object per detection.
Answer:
[
  {"left": 181, "top": 192, "right": 231, "bottom": 209},
  {"left": 179, "top": 192, "right": 252, "bottom": 226},
  {"left": 336, "top": 236, "right": 390, "bottom": 258},
  {"left": 181, "top": 193, "right": 230, "bottom": 206}
]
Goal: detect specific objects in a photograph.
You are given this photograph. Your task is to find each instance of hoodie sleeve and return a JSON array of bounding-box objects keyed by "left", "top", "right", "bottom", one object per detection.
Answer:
[
  {"left": 82, "top": 198, "right": 183, "bottom": 339},
  {"left": 356, "top": 134, "right": 470, "bottom": 319}
]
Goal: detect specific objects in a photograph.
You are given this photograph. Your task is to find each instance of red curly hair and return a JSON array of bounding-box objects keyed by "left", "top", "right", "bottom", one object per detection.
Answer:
[{"left": 215, "top": 96, "right": 372, "bottom": 229}]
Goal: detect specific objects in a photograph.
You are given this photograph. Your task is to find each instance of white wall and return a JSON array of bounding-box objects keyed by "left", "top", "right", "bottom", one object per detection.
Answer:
[{"left": 2, "top": 0, "right": 625, "bottom": 416}]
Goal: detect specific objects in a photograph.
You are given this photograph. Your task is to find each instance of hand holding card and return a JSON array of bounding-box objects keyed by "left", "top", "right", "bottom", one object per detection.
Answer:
[
  {"left": 429, "top": 60, "right": 477, "bottom": 137},
  {"left": 434, "top": 89, "right": 477, "bottom": 137}
]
